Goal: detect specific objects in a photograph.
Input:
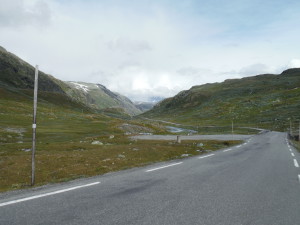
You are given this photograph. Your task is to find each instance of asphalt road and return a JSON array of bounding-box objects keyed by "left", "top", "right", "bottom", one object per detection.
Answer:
[
  {"left": 1, "top": 131, "right": 300, "bottom": 225},
  {"left": 132, "top": 134, "right": 253, "bottom": 141}
]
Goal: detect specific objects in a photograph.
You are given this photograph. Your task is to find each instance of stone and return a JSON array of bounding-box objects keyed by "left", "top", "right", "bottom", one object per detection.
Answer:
[{"left": 91, "top": 141, "right": 103, "bottom": 145}]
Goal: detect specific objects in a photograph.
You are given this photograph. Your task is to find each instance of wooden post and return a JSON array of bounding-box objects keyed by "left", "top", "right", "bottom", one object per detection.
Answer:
[
  {"left": 177, "top": 136, "right": 181, "bottom": 143},
  {"left": 232, "top": 121, "right": 234, "bottom": 135},
  {"left": 31, "top": 65, "right": 39, "bottom": 186}
]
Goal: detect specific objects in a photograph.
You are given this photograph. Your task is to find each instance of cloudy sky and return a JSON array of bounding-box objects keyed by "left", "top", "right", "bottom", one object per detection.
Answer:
[{"left": 1, "top": 0, "right": 300, "bottom": 101}]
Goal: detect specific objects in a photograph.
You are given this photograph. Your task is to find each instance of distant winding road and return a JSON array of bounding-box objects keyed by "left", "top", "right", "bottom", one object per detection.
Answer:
[{"left": 1, "top": 131, "right": 300, "bottom": 225}]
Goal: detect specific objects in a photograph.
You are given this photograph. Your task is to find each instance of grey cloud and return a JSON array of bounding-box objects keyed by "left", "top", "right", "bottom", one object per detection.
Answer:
[
  {"left": 118, "top": 61, "right": 141, "bottom": 70},
  {"left": 0, "top": 0, "right": 51, "bottom": 27},
  {"left": 239, "top": 63, "right": 269, "bottom": 76},
  {"left": 107, "top": 37, "right": 152, "bottom": 54},
  {"left": 177, "top": 67, "right": 212, "bottom": 77}
]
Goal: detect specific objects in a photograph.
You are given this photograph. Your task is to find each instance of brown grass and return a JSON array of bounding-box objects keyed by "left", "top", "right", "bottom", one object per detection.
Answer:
[{"left": 0, "top": 137, "right": 241, "bottom": 192}]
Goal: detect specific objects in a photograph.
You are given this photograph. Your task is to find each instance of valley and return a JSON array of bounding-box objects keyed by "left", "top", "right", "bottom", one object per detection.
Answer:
[{"left": 1, "top": 46, "right": 300, "bottom": 193}]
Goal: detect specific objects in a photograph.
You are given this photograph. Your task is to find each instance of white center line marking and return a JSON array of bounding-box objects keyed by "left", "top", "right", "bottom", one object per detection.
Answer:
[
  {"left": 294, "top": 159, "right": 299, "bottom": 168},
  {"left": 291, "top": 153, "right": 295, "bottom": 157},
  {"left": 0, "top": 182, "right": 100, "bottom": 208},
  {"left": 298, "top": 175, "right": 300, "bottom": 184},
  {"left": 146, "top": 162, "right": 183, "bottom": 172},
  {"left": 223, "top": 149, "right": 233, "bottom": 152},
  {"left": 198, "top": 154, "right": 215, "bottom": 159},
  {"left": 237, "top": 145, "right": 242, "bottom": 148}
]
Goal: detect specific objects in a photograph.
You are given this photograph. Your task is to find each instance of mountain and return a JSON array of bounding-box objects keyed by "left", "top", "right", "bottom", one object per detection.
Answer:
[
  {"left": 143, "top": 68, "right": 300, "bottom": 130},
  {"left": 0, "top": 46, "right": 141, "bottom": 116},
  {"left": 134, "top": 101, "right": 156, "bottom": 112},
  {"left": 64, "top": 81, "right": 141, "bottom": 115}
]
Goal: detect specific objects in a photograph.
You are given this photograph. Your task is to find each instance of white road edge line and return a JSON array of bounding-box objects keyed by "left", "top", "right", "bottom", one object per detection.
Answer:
[
  {"left": 198, "top": 154, "right": 215, "bottom": 159},
  {"left": 291, "top": 153, "right": 295, "bottom": 157},
  {"left": 146, "top": 162, "right": 183, "bottom": 172},
  {"left": 0, "top": 182, "right": 100, "bottom": 207},
  {"left": 294, "top": 159, "right": 299, "bottom": 168},
  {"left": 223, "top": 149, "right": 233, "bottom": 152},
  {"left": 298, "top": 175, "right": 300, "bottom": 184}
]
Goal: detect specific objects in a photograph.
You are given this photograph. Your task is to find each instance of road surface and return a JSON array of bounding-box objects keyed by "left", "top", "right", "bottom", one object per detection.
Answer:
[
  {"left": 0, "top": 131, "right": 300, "bottom": 225},
  {"left": 131, "top": 134, "right": 253, "bottom": 141}
]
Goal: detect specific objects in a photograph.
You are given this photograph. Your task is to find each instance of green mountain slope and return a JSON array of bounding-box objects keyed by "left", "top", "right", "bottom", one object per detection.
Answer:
[
  {"left": 0, "top": 46, "right": 141, "bottom": 116},
  {"left": 65, "top": 82, "right": 141, "bottom": 115},
  {"left": 143, "top": 69, "right": 300, "bottom": 131}
]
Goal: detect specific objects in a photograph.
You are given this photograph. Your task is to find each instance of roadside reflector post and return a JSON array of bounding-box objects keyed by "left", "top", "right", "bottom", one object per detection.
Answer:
[
  {"left": 298, "top": 121, "right": 300, "bottom": 142},
  {"left": 177, "top": 136, "right": 181, "bottom": 143},
  {"left": 31, "top": 65, "right": 39, "bottom": 186}
]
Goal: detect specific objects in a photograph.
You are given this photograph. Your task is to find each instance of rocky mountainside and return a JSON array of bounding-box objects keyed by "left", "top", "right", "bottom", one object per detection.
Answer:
[
  {"left": 0, "top": 46, "right": 141, "bottom": 116},
  {"left": 65, "top": 81, "right": 141, "bottom": 115},
  {"left": 143, "top": 68, "right": 300, "bottom": 130}
]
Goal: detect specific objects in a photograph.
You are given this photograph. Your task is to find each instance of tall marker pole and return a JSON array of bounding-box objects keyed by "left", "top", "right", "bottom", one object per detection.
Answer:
[
  {"left": 299, "top": 121, "right": 300, "bottom": 142},
  {"left": 31, "top": 65, "right": 39, "bottom": 186}
]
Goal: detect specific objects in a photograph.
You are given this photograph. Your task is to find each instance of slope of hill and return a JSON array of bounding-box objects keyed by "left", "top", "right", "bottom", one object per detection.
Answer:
[
  {"left": 143, "top": 69, "right": 300, "bottom": 131},
  {"left": 0, "top": 46, "right": 141, "bottom": 116},
  {"left": 0, "top": 46, "right": 67, "bottom": 93},
  {"left": 65, "top": 82, "right": 141, "bottom": 115}
]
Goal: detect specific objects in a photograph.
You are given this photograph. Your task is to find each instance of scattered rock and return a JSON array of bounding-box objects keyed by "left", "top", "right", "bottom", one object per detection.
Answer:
[
  {"left": 132, "top": 148, "right": 139, "bottom": 151},
  {"left": 197, "top": 149, "right": 210, "bottom": 153},
  {"left": 91, "top": 141, "right": 103, "bottom": 145},
  {"left": 118, "top": 154, "right": 125, "bottom": 158},
  {"left": 21, "top": 148, "right": 31, "bottom": 152},
  {"left": 102, "top": 158, "right": 111, "bottom": 162},
  {"left": 197, "top": 143, "right": 204, "bottom": 147},
  {"left": 181, "top": 154, "right": 191, "bottom": 157},
  {"left": 109, "top": 135, "right": 115, "bottom": 139}
]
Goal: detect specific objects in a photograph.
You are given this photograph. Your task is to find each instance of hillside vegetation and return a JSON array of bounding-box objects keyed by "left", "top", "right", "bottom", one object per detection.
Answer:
[
  {"left": 143, "top": 68, "right": 300, "bottom": 131},
  {"left": 0, "top": 86, "right": 238, "bottom": 192}
]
